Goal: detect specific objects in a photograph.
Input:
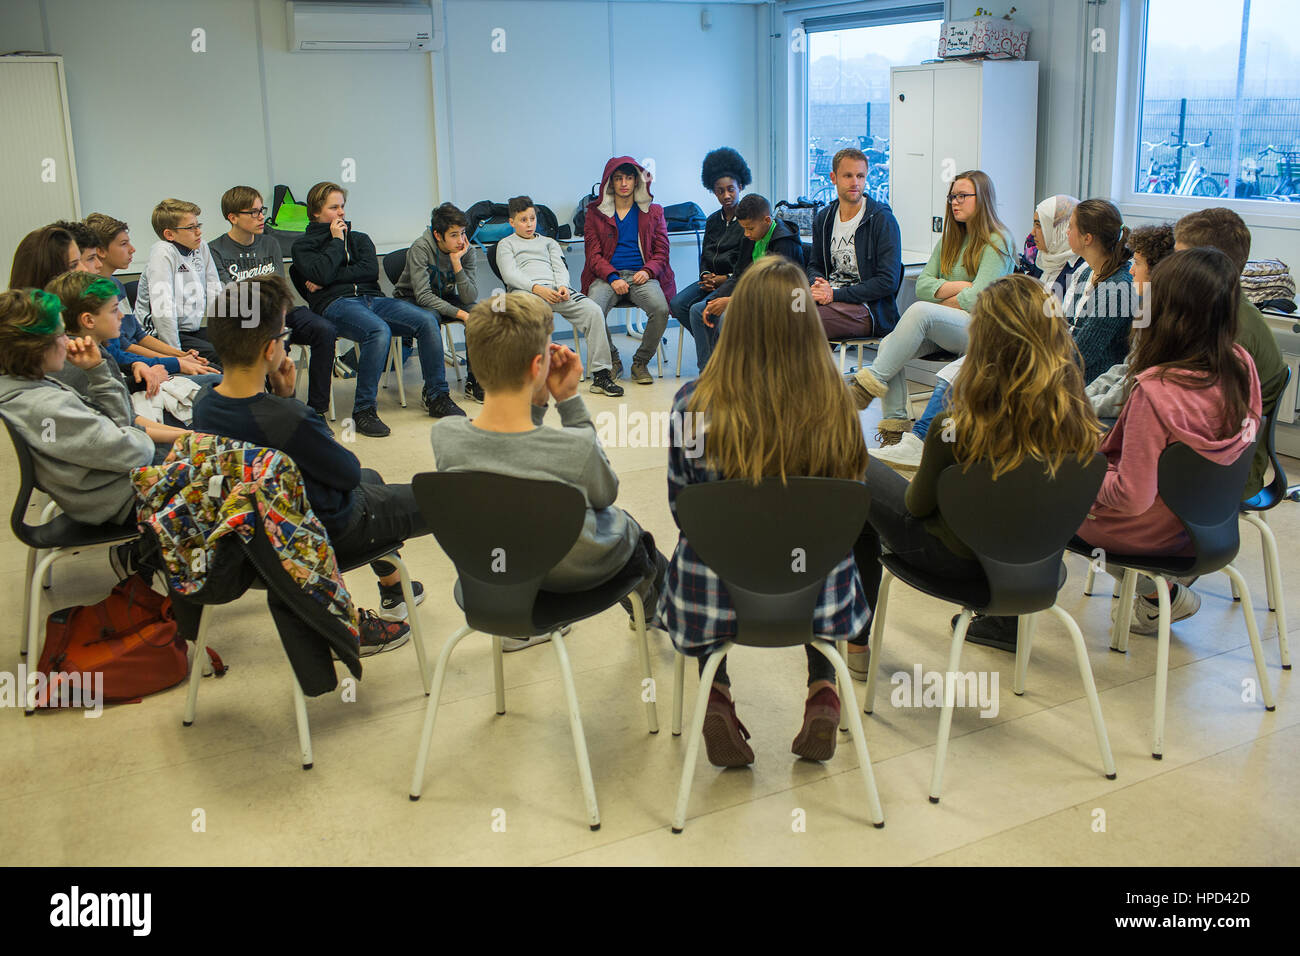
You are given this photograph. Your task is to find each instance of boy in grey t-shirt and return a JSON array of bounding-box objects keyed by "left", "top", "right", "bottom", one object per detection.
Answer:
[{"left": 430, "top": 292, "right": 664, "bottom": 651}]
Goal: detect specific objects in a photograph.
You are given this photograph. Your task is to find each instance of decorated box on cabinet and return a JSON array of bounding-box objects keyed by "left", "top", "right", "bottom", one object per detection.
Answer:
[{"left": 938, "top": 16, "right": 1030, "bottom": 60}]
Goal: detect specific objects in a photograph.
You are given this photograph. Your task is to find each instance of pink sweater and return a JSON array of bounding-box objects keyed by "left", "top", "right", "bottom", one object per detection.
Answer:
[{"left": 1078, "top": 344, "right": 1261, "bottom": 556}]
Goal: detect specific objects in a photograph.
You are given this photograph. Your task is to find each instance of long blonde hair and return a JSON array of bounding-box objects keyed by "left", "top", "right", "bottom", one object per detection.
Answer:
[
  {"left": 948, "top": 274, "right": 1101, "bottom": 479},
  {"left": 940, "top": 169, "right": 1012, "bottom": 277},
  {"left": 688, "top": 257, "right": 869, "bottom": 482}
]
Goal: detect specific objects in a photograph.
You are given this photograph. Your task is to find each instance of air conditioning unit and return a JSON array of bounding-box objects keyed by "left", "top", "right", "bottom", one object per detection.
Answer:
[{"left": 286, "top": 2, "right": 435, "bottom": 53}]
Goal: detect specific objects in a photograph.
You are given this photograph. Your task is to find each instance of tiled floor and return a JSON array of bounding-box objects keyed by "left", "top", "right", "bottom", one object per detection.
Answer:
[{"left": 1, "top": 332, "right": 1296, "bottom": 865}]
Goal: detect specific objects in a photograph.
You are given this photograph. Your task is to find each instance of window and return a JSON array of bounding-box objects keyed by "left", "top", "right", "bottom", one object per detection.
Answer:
[
  {"left": 1135, "top": 0, "right": 1300, "bottom": 204},
  {"left": 805, "top": 16, "right": 943, "bottom": 206}
]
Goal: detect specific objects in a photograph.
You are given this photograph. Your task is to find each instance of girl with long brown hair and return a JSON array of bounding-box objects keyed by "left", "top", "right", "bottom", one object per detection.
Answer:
[
  {"left": 1077, "top": 247, "right": 1261, "bottom": 633},
  {"left": 854, "top": 274, "right": 1103, "bottom": 653},
  {"left": 659, "top": 256, "right": 870, "bottom": 767},
  {"left": 849, "top": 169, "right": 1015, "bottom": 446}
]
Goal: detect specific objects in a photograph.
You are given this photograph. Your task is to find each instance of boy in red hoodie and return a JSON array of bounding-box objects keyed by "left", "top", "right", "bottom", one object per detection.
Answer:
[{"left": 580, "top": 157, "right": 677, "bottom": 384}]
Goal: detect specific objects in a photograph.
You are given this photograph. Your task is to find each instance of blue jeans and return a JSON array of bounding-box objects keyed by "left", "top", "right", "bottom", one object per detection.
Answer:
[
  {"left": 868, "top": 301, "right": 970, "bottom": 421},
  {"left": 323, "top": 295, "right": 447, "bottom": 411},
  {"left": 670, "top": 281, "right": 707, "bottom": 323},
  {"left": 683, "top": 289, "right": 726, "bottom": 371},
  {"left": 912, "top": 378, "right": 950, "bottom": 441}
]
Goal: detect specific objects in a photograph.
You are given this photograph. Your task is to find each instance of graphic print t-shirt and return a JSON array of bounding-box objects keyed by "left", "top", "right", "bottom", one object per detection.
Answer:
[
  {"left": 207, "top": 232, "right": 286, "bottom": 286},
  {"left": 829, "top": 203, "right": 865, "bottom": 288}
]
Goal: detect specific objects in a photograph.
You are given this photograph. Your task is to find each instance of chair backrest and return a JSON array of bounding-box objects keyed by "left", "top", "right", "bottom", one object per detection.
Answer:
[
  {"left": 938, "top": 453, "right": 1106, "bottom": 616},
  {"left": 1, "top": 414, "right": 42, "bottom": 548},
  {"left": 382, "top": 247, "right": 408, "bottom": 286},
  {"left": 1157, "top": 440, "right": 1257, "bottom": 575},
  {"left": 123, "top": 279, "right": 139, "bottom": 308},
  {"left": 287, "top": 263, "right": 310, "bottom": 300},
  {"left": 1245, "top": 364, "right": 1291, "bottom": 510},
  {"left": 410, "top": 471, "right": 586, "bottom": 637},
  {"left": 675, "top": 477, "right": 869, "bottom": 647}
]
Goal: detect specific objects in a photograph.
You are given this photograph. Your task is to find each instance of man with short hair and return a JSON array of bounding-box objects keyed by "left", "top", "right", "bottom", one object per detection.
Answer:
[
  {"left": 208, "top": 185, "right": 337, "bottom": 418},
  {"left": 805, "top": 148, "right": 903, "bottom": 340}
]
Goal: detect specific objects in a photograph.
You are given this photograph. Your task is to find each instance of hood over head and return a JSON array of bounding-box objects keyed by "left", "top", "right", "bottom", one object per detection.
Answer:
[{"left": 598, "top": 156, "right": 654, "bottom": 217}]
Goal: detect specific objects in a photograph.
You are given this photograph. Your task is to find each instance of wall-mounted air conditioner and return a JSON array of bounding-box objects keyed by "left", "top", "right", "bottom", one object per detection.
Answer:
[{"left": 286, "top": 2, "right": 436, "bottom": 53}]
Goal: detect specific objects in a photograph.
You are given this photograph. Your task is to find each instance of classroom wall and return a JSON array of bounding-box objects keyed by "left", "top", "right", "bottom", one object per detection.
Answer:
[
  {"left": 0, "top": 0, "right": 438, "bottom": 252},
  {"left": 437, "top": 0, "right": 764, "bottom": 226}
]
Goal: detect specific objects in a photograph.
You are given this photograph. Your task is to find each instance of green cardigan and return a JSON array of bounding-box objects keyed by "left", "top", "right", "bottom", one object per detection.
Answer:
[{"left": 914, "top": 233, "right": 1015, "bottom": 312}]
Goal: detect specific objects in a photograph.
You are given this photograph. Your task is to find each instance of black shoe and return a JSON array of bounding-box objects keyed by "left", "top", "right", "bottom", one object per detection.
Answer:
[
  {"left": 425, "top": 390, "right": 466, "bottom": 418},
  {"left": 952, "top": 612, "right": 1019, "bottom": 652},
  {"left": 378, "top": 579, "right": 425, "bottom": 622},
  {"left": 352, "top": 407, "right": 391, "bottom": 438},
  {"left": 357, "top": 610, "right": 411, "bottom": 656},
  {"left": 464, "top": 375, "right": 484, "bottom": 403},
  {"left": 109, "top": 541, "right": 136, "bottom": 580},
  {"left": 589, "top": 369, "right": 624, "bottom": 397}
]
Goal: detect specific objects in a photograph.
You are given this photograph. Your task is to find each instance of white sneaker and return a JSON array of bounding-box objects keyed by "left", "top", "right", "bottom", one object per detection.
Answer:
[
  {"left": 1113, "top": 584, "right": 1202, "bottom": 635},
  {"left": 869, "top": 431, "right": 925, "bottom": 473}
]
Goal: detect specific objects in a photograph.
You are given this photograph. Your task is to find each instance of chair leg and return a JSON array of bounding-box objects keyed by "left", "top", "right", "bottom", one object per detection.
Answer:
[
  {"left": 1047, "top": 603, "right": 1117, "bottom": 779},
  {"left": 26, "top": 549, "right": 62, "bottom": 711},
  {"left": 290, "top": 672, "right": 313, "bottom": 770},
  {"left": 1244, "top": 512, "right": 1290, "bottom": 669},
  {"left": 812, "top": 640, "right": 885, "bottom": 827},
  {"left": 672, "top": 642, "right": 733, "bottom": 833},
  {"left": 574, "top": 326, "right": 587, "bottom": 381},
  {"left": 1221, "top": 564, "right": 1277, "bottom": 712},
  {"left": 182, "top": 605, "right": 214, "bottom": 726},
  {"left": 1083, "top": 563, "right": 1097, "bottom": 596},
  {"left": 389, "top": 553, "right": 430, "bottom": 694},
  {"left": 838, "top": 343, "right": 847, "bottom": 375},
  {"left": 629, "top": 592, "right": 659, "bottom": 734},
  {"left": 1230, "top": 576, "right": 1241, "bottom": 602},
  {"left": 491, "top": 635, "right": 505, "bottom": 714},
  {"left": 837, "top": 639, "right": 848, "bottom": 732},
  {"left": 1013, "top": 612, "right": 1036, "bottom": 696},
  {"left": 39, "top": 500, "right": 57, "bottom": 589},
  {"left": 410, "top": 624, "right": 475, "bottom": 800},
  {"left": 1151, "top": 576, "right": 1171, "bottom": 759},
  {"left": 1110, "top": 567, "right": 1138, "bottom": 653},
  {"left": 929, "top": 609, "right": 973, "bottom": 803},
  {"left": 387, "top": 339, "right": 407, "bottom": 407},
  {"left": 444, "top": 324, "right": 463, "bottom": 381},
  {"left": 550, "top": 628, "right": 601, "bottom": 830},
  {"left": 864, "top": 569, "right": 894, "bottom": 715},
  {"left": 672, "top": 650, "right": 685, "bottom": 735},
  {"left": 676, "top": 324, "right": 684, "bottom": 379},
  {"left": 21, "top": 546, "right": 36, "bottom": 657}
]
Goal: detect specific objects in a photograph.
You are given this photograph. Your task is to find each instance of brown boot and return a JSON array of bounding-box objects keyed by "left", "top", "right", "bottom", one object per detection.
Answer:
[
  {"left": 874, "top": 418, "right": 911, "bottom": 447},
  {"left": 849, "top": 367, "right": 888, "bottom": 410}
]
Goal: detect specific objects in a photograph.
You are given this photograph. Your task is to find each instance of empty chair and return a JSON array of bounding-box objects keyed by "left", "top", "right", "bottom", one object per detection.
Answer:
[
  {"left": 862, "top": 453, "right": 1117, "bottom": 803},
  {"left": 670, "top": 477, "right": 885, "bottom": 832},
  {"left": 408, "top": 472, "right": 659, "bottom": 830},
  {"left": 1068, "top": 442, "right": 1276, "bottom": 759}
]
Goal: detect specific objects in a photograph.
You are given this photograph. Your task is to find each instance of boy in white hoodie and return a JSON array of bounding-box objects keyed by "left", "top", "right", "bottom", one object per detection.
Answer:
[{"left": 133, "top": 198, "right": 223, "bottom": 368}]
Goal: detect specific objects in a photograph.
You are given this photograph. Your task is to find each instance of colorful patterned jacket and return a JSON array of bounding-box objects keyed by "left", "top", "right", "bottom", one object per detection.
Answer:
[{"left": 131, "top": 432, "right": 362, "bottom": 695}]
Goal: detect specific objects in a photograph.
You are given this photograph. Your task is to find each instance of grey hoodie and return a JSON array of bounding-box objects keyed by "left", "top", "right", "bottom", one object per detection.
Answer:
[
  {"left": 393, "top": 228, "right": 478, "bottom": 318},
  {"left": 0, "top": 361, "right": 155, "bottom": 525}
]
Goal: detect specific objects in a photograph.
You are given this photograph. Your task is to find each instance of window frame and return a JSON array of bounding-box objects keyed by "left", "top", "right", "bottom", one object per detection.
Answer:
[{"left": 1114, "top": 0, "right": 1300, "bottom": 228}]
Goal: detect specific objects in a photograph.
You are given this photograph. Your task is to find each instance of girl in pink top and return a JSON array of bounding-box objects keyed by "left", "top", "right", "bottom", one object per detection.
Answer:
[{"left": 1078, "top": 247, "right": 1261, "bottom": 630}]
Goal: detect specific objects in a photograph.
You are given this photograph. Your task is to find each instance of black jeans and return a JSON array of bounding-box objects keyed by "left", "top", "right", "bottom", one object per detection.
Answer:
[
  {"left": 330, "top": 469, "right": 429, "bottom": 577},
  {"left": 179, "top": 329, "right": 222, "bottom": 370},
  {"left": 285, "top": 306, "right": 339, "bottom": 414},
  {"left": 850, "top": 457, "right": 986, "bottom": 644}
]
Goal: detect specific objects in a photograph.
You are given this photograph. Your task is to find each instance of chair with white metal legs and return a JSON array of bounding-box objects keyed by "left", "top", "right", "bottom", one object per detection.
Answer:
[
  {"left": 294, "top": 344, "right": 336, "bottom": 421},
  {"left": 407, "top": 472, "right": 659, "bottom": 830},
  {"left": 829, "top": 337, "right": 880, "bottom": 375},
  {"left": 669, "top": 477, "right": 885, "bottom": 833},
  {"left": 862, "top": 453, "right": 1118, "bottom": 803},
  {"left": 181, "top": 536, "right": 430, "bottom": 770},
  {"left": 3, "top": 416, "right": 139, "bottom": 713},
  {"left": 1238, "top": 365, "right": 1292, "bottom": 671},
  {"left": 1067, "top": 441, "right": 1277, "bottom": 760}
]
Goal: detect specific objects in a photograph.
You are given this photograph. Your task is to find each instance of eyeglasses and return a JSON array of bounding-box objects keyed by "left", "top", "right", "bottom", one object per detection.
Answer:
[
  {"left": 173, "top": 223, "right": 203, "bottom": 231},
  {"left": 239, "top": 208, "right": 266, "bottom": 218},
  {"left": 274, "top": 328, "right": 292, "bottom": 345},
  {"left": 948, "top": 193, "right": 975, "bottom": 204}
]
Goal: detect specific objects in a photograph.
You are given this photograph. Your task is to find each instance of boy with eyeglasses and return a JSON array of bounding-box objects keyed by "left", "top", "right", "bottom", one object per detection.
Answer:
[
  {"left": 209, "top": 186, "right": 338, "bottom": 418},
  {"left": 133, "top": 198, "right": 223, "bottom": 368}
]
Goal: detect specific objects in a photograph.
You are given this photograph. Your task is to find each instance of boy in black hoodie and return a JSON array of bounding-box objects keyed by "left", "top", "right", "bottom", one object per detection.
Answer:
[
  {"left": 290, "top": 182, "right": 464, "bottom": 438},
  {"left": 695, "top": 194, "right": 806, "bottom": 366}
]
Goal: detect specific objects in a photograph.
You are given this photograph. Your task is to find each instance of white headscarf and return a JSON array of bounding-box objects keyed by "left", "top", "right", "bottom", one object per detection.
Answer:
[{"left": 1034, "top": 194, "right": 1081, "bottom": 290}]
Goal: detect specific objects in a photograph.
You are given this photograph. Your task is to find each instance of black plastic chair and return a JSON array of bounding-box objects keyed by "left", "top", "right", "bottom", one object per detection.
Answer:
[
  {"left": 407, "top": 472, "right": 659, "bottom": 830},
  {"left": 123, "top": 279, "right": 139, "bottom": 309},
  {"left": 863, "top": 454, "right": 1117, "bottom": 803},
  {"left": 670, "top": 477, "right": 885, "bottom": 832},
  {"left": 1068, "top": 442, "right": 1275, "bottom": 759},
  {"left": 1238, "top": 365, "right": 1292, "bottom": 670},
  {"left": 2, "top": 416, "right": 139, "bottom": 713}
]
